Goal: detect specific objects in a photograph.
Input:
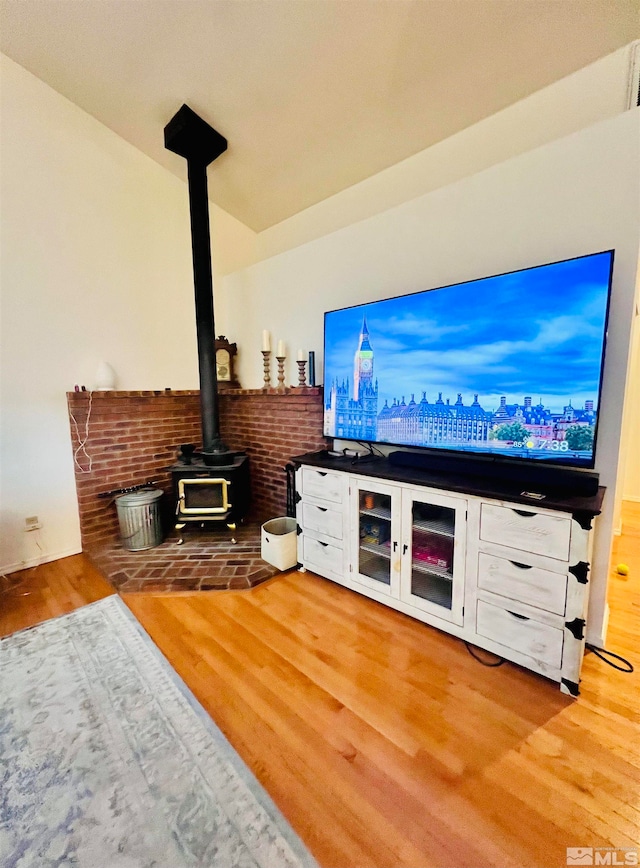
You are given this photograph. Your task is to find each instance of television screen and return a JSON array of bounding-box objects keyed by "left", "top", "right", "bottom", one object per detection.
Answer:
[{"left": 323, "top": 250, "right": 614, "bottom": 469}]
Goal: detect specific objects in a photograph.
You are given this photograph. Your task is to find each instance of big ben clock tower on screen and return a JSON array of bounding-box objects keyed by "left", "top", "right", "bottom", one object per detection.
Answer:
[
  {"left": 324, "top": 316, "right": 379, "bottom": 442},
  {"left": 354, "top": 318, "right": 374, "bottom": 400}
]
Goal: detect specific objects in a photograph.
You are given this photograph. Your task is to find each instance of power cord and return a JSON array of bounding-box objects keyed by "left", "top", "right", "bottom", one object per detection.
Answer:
[
  {"left": 1, "top": 571, "right": 32, "bottom": 598},
  {"left": 354, "top": 440, "right": 386, "bottom": 458},
  {"left": 70, "top": 389, "right": 93, "bottom": 473},
  {"left": 464, "top": 642, "right": 505, "bottom": 667},
  {"left": 2, "top": 528, "right": 45, "bottom": 598},
  {"left": 585, "top": 643, "right": 634, "bottom": 673},
  {"left": 464, "top": 640, "right": 633, "bottom": 674}
]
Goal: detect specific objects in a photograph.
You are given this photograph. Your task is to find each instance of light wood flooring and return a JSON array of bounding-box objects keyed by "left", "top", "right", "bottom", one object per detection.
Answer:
[
  {"left": 2, "top": 504, "right": 639, "bottom": 868},
  {"left": 0, "top": 554, "right": 114, "bottom": 635}
]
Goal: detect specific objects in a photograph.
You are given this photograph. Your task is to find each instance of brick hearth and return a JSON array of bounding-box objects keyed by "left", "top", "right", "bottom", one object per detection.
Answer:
[
  {"left": 89, "top": 523, "right": 281, "bottom": 592},
  {"left": 67, "top": 387, "right": 326, "bottom": 591}
]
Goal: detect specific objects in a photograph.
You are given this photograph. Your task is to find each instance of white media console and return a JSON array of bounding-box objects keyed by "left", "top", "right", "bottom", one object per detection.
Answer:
[{"left": 292, "top": 451, "right": 605, "bottom": 695}]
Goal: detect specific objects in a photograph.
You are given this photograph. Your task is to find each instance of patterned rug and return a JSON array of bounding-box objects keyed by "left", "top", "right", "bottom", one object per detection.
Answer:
[{"left": 0, "top": 596, "right": 317, "bottom": 868}]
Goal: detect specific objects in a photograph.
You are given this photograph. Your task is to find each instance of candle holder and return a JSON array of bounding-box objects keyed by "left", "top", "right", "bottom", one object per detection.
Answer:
[
  {"left": 261, "top": 350, "right": 271, "bottom": 389},
  {"left": 296, "top": 360, "right": 307, "bottom": 387},
  {"left": 276, "top": 356, "right": 286, "bottom": 391}
]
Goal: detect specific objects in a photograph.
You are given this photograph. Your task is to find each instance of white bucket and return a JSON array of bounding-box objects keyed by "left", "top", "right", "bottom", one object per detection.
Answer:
[{"left": 261, "top": 517, "right": 298, "bottom": 571}]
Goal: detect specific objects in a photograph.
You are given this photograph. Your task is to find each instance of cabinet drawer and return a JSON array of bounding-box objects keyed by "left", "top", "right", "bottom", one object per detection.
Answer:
[
  {"left": 478, "top": 552, "right": 567, "bottom": 615},
  {"left": 301, "top": 501, "right": 344, "bottom": 541},
  {"left": 476, "top": 600, "right": 564, "bottom": 669},
  {"left": 301, "top": 467, "right": 345, "bottom": 504},
  {"left": 480, "top": 504, "right": 571, "bottom": 561},
  {"left": 303, "top": 536, "right": 344, "bottom": 578}
]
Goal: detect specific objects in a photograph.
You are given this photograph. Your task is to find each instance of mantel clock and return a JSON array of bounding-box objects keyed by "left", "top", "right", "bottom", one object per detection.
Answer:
[{"left": 215, "top": 336, "right": 240, "bottom": 389}]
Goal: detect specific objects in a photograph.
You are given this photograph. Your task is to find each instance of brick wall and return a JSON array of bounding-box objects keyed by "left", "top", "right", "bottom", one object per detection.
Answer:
[
  {"left": 218, "top": 389, "right": 327, "bottom": 523},
  {"left": 67, "top": 388, "right": 326, "bottom": 550}
]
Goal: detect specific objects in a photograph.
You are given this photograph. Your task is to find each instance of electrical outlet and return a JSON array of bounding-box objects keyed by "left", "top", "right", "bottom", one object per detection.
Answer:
[{"left": 24, "top": 516, "right": 42, "bottom": 531}]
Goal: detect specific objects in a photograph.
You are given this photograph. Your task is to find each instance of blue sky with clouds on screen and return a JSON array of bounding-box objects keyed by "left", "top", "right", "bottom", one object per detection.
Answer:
[{"left": 323, "top": 252, "right": 612, "bottom": 414}]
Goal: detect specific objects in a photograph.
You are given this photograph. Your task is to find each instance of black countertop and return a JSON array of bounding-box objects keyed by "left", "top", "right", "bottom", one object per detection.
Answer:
[{"left": 291, "top": 450, "right": 605, "bottom": 519}]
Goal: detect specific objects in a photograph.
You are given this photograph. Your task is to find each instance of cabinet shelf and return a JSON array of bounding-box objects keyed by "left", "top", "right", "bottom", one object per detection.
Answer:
[
  {"left": 411, "top": 560, "right": 453, "bottom": 581},
  {"left": 412, "top": 516, "right": 454, "bottom": 538},
  {"left": 359, "top": 506, "right": 392, "bottom": 522},
  {"left": 410, "top": 573, "right": 453, "bottom": 609},
  {"left": 360, "top": 541, "right": 391, "bottom": 560},
  {"left": 358, "top": 542, "right": 453, "bottom": 581},
  {"left": 358, "top": 550, "right": 391, "bottom": 585}
]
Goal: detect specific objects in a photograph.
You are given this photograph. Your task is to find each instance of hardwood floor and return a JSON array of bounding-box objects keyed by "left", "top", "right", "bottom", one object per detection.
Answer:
[
  {"left": 2, "top": 506, "right": 639, "bottom": 867},
  {"left": 0, "top": 553, "right": 114, "bottom": 635}
]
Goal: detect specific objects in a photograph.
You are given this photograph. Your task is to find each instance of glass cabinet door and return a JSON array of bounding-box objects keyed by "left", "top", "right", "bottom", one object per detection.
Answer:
[
  {"left": 352, "top": 479, "right": 400, "bottom": 597},
  {"left": 400, "top": 489, "right": 466, "bottom": 625}
]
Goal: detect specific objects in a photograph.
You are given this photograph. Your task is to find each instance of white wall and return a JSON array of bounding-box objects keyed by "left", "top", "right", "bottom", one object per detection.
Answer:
[
  {"left": 620, "top": 256, "right": 640, "bottom": 503},
  {"left": 221, "top": 108, "right": 640, "bottom": 644},
  {"left": 0, "top": 55, "right": 255, "bottom": 572},
  {"left": 256, "top": 43, "right": 637, "bottom": 262}
]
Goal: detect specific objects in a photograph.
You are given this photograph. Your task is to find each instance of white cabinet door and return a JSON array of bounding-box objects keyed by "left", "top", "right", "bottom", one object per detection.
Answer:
[
  {"left": 351, "top": 478, "right": 402, "bottom": 598},
  {"left": 400, "top": 487, "right": 467, "bottom": 626}
]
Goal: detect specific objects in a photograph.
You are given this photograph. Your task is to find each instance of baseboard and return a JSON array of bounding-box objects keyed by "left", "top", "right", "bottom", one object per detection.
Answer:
[
  {"left": 586, "top": 602, "right": 610, "bottom": 648},
  {"left": 1, "top": 546, "right": 82, "bottom": 576},
  {"left": 622, "top": 494, "right": 640, "bottom": 503}
]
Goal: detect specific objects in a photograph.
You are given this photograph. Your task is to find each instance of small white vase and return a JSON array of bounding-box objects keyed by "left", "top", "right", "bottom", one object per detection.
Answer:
[{"left": 95, "top": 361, "right": 117, "bottom": 391}]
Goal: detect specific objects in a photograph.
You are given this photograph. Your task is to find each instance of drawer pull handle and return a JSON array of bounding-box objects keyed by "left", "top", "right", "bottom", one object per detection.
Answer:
[
  {"left": 316, "top": 471, "right": 328, "bottom": 477},
  {"left": 316, "top": 506, "right": 328, "bottom": 512},
  {"left": 510, "top": 561, "right": 533, "bottom": 570},
  {"left": 318, "top": 541, "right": 328, "bottom": 548},
  {"left": 512, "top": 509, "right": 535, "bottom": 518},
  {"left": 507, "top": 610, "right": 530, "bottom": 621}
]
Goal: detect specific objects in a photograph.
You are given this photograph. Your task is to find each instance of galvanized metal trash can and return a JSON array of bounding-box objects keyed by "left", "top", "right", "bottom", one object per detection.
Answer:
[
  {"left": 261, "top": 517, "right": 298, "bottom": 570},
  {"left": 115, "top": 489, "right": 164, "bottom": 551}
]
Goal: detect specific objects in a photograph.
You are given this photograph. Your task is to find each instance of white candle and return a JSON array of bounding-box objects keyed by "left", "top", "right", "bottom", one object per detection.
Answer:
[
  {"left": 262, "top": 330, "right": 271, "bottom": 352},
  {"left": 277, "top": 339, "right": 286, "bottom": 357},
  {"left": 297, "top": 348, "right": 305, "bottom": 361}
]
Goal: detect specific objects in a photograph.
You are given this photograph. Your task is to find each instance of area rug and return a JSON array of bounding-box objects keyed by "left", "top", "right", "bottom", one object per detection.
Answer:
[{"left": 0, "top": 596, "right": 317, "bottom": 868}]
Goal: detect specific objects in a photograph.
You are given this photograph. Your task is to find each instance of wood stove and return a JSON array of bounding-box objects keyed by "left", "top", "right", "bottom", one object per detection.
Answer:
[{"left": 168, "top": 450, "right": 250, "bottom": 544}]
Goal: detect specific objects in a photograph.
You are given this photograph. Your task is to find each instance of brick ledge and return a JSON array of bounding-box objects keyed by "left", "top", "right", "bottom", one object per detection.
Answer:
[{"left": 67, "top": 387, "right": 323, "bottom": 399}]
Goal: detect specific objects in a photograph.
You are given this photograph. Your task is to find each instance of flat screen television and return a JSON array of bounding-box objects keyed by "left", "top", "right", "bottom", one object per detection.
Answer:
[{"left": 323, "top": 250, "right": 614, "bottom": 470}]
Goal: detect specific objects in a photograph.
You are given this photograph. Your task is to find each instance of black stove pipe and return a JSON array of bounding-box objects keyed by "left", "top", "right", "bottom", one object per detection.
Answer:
[
  {"left": 185, "top": 159, "right": 221, "bottom": 455},
  {"left": 164, "top": 105, "right": 233, "bottom": 465}
]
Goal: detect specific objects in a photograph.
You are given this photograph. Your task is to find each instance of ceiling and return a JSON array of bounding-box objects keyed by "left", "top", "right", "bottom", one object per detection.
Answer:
[{"left": 1, "top": 1, "right": 638, "bottom": 232}]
